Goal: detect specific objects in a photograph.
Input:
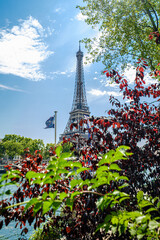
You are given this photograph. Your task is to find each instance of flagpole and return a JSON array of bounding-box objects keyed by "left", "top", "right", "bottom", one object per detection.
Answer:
[{"left": 54, "top": 111, "right": 57, "bottom": 145}]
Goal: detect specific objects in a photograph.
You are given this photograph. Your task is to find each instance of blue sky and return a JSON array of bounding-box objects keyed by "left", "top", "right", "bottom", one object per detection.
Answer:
[{"left": 0, "top": 0, "right": 156, "bottom": 145}]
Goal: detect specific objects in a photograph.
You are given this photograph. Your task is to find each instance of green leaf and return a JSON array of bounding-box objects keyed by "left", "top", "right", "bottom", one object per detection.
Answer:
[
  {"left": 42, "top": 178, "right": 54, "bottom": 185},
  {"left": 111, "top": 225, "right": 117, "bottom": 234},
  {"left": 5, "top": 190, "right": 12, "bottom": 195},
  {"left": 43, "top": 201, "right": 52, "bottom": 215},
  {"left": 47, "top": 164, "right": 56, "bottom": 170},
  {"left": 111, "top": 216, "right": 119, "bottom": 225},
  {"left": 97, "top": 166, "right": 109, "bottom": 173},
  {"left": 71, "top": 191, "right": 81, "bottom": 199},
  {"left": 98, "top": 153, "right": 110, "bottom": 166},
  {"left": 24, "top": 198, "right": 39, "bottom": 212},
  {"left": 137, "top": 234, "right": 145, "bottom": 240},
  {"left": 139, "top": 200, "right": 153, "bottom": 208},
  {"left": 72, "top": 162, "right": 82, "bottom": 168},
  {"left": 109, "top": 164, "right": 122, "bottom": 171},
  {"left": 57, "top": 169, "right": 69, "bottom": 175},
  {"left": 55, "top": 145, "right": 62, "bottom": 157},
  {"left": 96, "top": 196, "right": 104, "bottom": 209},
  {"left": 59, "top": 152, "right": 72, "bottom": 160},
  {"left": 59, "top": 192, "right": 68, "bottom": 201},
  {"left": 152, "top": 196, "right": 159, "bottom": 204},
  {"left": 76, "top": 167, "right": 90, "bottom": 174},
  {"left": 33, "top": 201, "right": 43, "bottom": 215},
  {"left": 42, "top": 192, "right": 48, "bottom": 200},
  {"left": 104, "top": 214, "right": 112, "bottom": 223},
  {"left": 112, "top": 190, "right": 120, "bottom": 196},
  {"left": 52, "top": 200, "right": 61, "bottom": 210},
  {"left": 49, "top": 191, "right": 57, "bottom": 200},
  {"left": 117, "top": 176, "right": 129, "bottom": 181},
  {"left": 79, "top": 179, "right": 90, "bottom": 189},
  {"left": 137, "top": 191, "right": 144, "bottom": 202},
  {"left": 26, "top": 171, "right": 44, "bottom": 183},
  {"left": 136, "top": 216, "right": 147, "bottom": 224},
  {"left": 70, "top": 179, "right": 83, "bottom": 189},
  {"left": 118, "top": 183, "right": 129, "bottom": 189},
  {"left": 145, "top": 207, "right": 158, "bottom": 213},
  {"left": 148, "top": 220, "right": 160, "bottom": 230},
  {"left": 157, "top": 201, "right": 160, "bottom": 209},
  {"left": 129, "top": 228, "right": 137, "bottom": 236},
  {"left": 117, "top": 145, "right": 131, "bottom": 151},
  {"left": 66, "top": 198, "right": 74, "bottom": 211},
  {"left": 119, "top": 196, "right": 130, "bottom": 203}
]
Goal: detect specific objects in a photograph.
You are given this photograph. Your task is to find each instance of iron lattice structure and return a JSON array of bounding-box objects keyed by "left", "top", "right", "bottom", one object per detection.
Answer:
[{"left": 60, "top": 43, "right": 90, "bottom": 140}]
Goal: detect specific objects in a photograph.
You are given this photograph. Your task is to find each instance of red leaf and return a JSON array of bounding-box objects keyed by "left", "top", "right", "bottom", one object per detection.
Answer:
[
  {"left": 66, "top": 226, "right": 71, "bottom": 233},
  {"left": 139, "top": 67, "right": 144, "bottom": 72}
]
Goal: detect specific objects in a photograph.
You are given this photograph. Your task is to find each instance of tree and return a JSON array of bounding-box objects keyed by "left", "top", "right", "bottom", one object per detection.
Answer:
[
  {"left": 1, "top": 134, "right": 45, "bottom": 159},
  {"left": 2, "top": 141, "right": 24, "bottom": 159},
  {"left": 75, "top": 59, "right": 160, "bottom": 197},
  {"left": 42, "top": 143, "right": 55, "bottom": 159},
  {"left": 22, "top": 138, "right": 44, "bottom": 156},
  {"left": 78, "top": 0, "right": 160, "bottom": 70}
]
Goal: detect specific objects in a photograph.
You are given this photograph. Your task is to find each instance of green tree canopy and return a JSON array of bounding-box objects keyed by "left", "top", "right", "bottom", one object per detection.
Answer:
[
  {"left": 78, "top": 0, "right": 160, "bottom": 70},
  {"left": 1, "top": 134, "right": 45, "bottom": 159}
]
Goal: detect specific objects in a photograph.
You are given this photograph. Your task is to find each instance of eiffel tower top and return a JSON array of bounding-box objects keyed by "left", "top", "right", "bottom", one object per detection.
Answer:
[{"left": 71, "top": 41, "right": 89, "bottom": 112}]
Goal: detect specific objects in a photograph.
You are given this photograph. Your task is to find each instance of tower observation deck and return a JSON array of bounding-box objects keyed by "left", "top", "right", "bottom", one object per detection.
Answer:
[{"left": 60, "top": 42, "right": 90, "bottom": 140}]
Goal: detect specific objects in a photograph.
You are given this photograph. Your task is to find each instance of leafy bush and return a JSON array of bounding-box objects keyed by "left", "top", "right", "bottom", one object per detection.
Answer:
[{"left": 0, "top": 145, "right": 160, "bottom": 239}]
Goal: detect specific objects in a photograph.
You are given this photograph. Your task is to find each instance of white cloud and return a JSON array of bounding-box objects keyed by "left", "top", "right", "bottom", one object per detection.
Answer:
[
  {"left": 106, "top": 91, "right": 122, "bottom": 97},
  {"left": 123, "top": 65, "right": 136, "bottom": 84},
  {"left": 75, "top": 12, "right": 87, "bottom": 21},
  {"left": 60, "top": 72, "right": 66, "bottom": 75},
  {"left": 88, "top": 89, "right": 122, "bottom": 97},
  {"left": 88, "top": 89, "right": 107, "bottom": 96},
  {"left": 123, "top": 65, "right": 157, "bottom": 85},
  {"left": 55, "top": 8, "right": 63, "bottom": 13},
  {"left": 0, "top": 16, "right": 53, "bottom": 81},
  {"left": 0, "top": 83, "right": 24, "bottom": 92},
  {"left": 50, "top": 70, "right": 74, "bottom": 78}
]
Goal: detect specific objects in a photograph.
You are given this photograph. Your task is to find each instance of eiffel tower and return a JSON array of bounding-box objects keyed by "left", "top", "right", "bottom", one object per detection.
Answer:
[{"left": 60, "top": 42, "right": 90, "bottom": 140}]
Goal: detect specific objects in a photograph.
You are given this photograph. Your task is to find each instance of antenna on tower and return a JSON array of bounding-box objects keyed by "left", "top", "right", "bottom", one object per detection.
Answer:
[{"left": 79, "top": 40, "right": 81, "bottom": 51}]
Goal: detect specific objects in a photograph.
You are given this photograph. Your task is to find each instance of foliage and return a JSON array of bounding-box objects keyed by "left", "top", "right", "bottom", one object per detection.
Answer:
[
  {"left": 0, "top": 134, "right": 45, "bottom": 159},
  {"left": 42, "top": 143, "right": 55, "bottom": 160},
  {"left": 62, "top": 141, "right": 73, "bottom": 153},
  {"left": 0, "top": 63, "right": 160, "bottom": 239},
  {"left": 0, "top": 145, "right": 160, "bottom": 239},
  {"left": 70, "top": 59, "right": 160, "bottom": 198},
  {"left": 78, "top": 0, "right": 160, "bottom": 69},
  {"left": 29, "top": 219, "right": 61, "bottom": 240}
]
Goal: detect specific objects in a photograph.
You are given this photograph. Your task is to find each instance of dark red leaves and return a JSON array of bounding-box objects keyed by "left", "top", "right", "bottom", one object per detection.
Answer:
[
  {"left": 0, "top": 221, "right": 3, "bottom": 230},
  {"left": 21, "top": 227, "right": 28, "bottom": 234},
  {"left": 70, "top": 123, "right": 78, "bottom": 130},
  {"left": 149, "top": 31, "right": 160, "bottom": 44},
  {"left": 66, "top": 226, "right": 71, "bottom": 233}
]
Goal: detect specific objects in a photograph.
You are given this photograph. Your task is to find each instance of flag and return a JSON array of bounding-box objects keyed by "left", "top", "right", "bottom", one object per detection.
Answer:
[{"left": 45, "top": 116, "right": 55, "bottom": 129}]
